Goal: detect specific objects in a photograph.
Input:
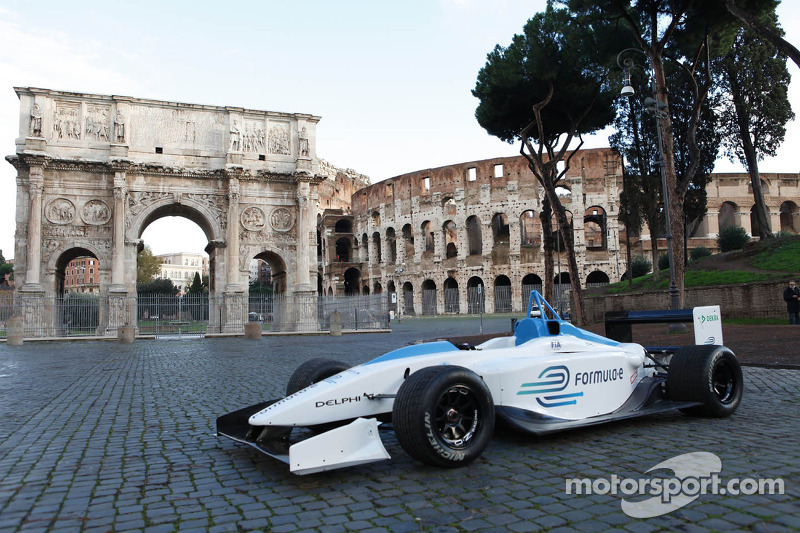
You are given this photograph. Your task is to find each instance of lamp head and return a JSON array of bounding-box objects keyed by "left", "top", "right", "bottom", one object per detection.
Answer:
[{"left": 620, "top": 85, "right": 635, "bottom": 97}]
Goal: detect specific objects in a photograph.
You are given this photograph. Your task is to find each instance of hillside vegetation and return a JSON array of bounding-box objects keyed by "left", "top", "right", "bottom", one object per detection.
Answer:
[{"left": 598, "top": 234, "right": 800, "bottom": 295}]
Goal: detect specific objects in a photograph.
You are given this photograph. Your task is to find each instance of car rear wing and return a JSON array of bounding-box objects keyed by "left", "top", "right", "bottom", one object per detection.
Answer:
[{"left": 604, "top": 306, "right": 723, "bottom": 346}]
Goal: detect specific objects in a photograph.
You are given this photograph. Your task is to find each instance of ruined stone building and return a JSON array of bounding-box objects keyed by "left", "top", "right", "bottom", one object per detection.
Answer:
[{"left": 317, "top": 150, "right": 800, "bottom": 316}]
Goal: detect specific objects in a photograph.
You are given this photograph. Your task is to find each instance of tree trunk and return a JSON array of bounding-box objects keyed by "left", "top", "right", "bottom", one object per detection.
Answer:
[
  {"left": 540, "top": 197, "right": 555, "bottom": 303},
  {"left": 548, "top": 188, "right": 587, "bottom": 326},
  {"left": 726, "top": 0, "right": 800, "bottom": 70}
]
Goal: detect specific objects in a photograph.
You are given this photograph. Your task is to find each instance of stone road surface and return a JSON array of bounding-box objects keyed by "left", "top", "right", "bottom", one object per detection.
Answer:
[{"left": 1, "top": 317, "right": 798, "bottom": 532}]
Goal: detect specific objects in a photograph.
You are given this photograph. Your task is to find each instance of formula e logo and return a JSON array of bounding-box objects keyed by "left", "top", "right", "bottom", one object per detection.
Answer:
[{"left": 517, "top": 365, "right": 584, "bottom": 407}]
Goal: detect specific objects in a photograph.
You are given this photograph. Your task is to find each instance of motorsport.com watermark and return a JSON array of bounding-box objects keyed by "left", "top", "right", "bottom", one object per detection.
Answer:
[{"left": 565, "top": 452, "right": 785, "bottom": 518}]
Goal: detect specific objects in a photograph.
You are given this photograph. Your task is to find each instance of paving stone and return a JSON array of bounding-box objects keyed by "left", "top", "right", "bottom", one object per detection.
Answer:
[{"left": 0, "top": 339, "right": 797, "bottom": 533}]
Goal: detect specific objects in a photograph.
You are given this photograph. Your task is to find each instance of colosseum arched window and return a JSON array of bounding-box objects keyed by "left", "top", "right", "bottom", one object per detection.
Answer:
[
  {"left": 402, "top": 224, "right": 415, "bottom": 259},
  {"left": 466, "top": 215, "right": 482, "bottom": 256},
  {"left": 386, "top": 227, "right": 397, "bottom": 264},
  {"left": 780, "top": 201, "right": 799, "bottom": 233},
  {"left": 718, "top": 201, "right": 738, "bottom": 232},
  {"left": 372, "top": 232, "right": 382, "bottom": 262},
  {"left": 422, "top": 221, "right": 434, "bottom": 253},
  {"left": 335, "top": 219, "right": 352, "bottom": 233},
  {"left": 443, "top": 277, "right": 459, "bottom": 313},
  {"left": 520, "top": 210, "right": 539, "bottom": 247},
  {"left": 335, "top": 237, "right": 351, "bottom": 262},
  {"left": 402, "top": 281, "right": 414, "bottom": 315},
  {"left": 467, "top": 276, "right": 485, "bottom": 313},
  {"left": 584, "top": 206, "right": 606, "bottom": 250},
  {"left": 422, "top": 279, "right": 437, "bottom": 315},
  {"left": 443, "top": 220, "right": 458, "bottom": 259},
  {"left": 494, "top": 275, "right": 512, "bottom": 313}
]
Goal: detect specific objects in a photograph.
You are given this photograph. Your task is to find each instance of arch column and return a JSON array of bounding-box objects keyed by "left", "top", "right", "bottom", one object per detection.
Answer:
[
  {"left": 110, "top": 171, "right": 127, "bottom": 291},
  {"left": 21, "top": 165, "right": 44, "bottom": 293},
  {"left": 225, "top": 177, "right": 242, "bottom": 292}
]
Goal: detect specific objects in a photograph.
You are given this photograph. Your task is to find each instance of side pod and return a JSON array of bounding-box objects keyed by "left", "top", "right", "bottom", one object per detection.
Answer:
[{"left": 289, "top": 418, "right": 391, "bottom": 475}]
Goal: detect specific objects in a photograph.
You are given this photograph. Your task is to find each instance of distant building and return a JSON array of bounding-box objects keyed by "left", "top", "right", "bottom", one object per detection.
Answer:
[
  {"left": 157, "top": 252, "right": 206, "bottom": 292},
  {"left": 63, "top": 256, "right": 100, "bottom": 293}
]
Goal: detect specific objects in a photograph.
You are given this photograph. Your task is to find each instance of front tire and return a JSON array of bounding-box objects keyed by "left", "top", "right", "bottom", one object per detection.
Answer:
[
  {"left": 286, "top": 358, "right": 351, "bottom": 396},
  {"left": 668, "top": 345, "right": 743, "bottom": 417},
  {"left": 393, "top": 366, "right": 495, "bottom": 468}
]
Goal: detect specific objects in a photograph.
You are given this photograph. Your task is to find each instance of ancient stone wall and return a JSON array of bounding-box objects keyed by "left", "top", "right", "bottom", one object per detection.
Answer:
[{"left": 322, "top": 149, "right": 625, "bottom": 315}]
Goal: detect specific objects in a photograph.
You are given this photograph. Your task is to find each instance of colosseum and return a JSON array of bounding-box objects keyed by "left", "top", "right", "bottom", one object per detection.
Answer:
[{"left": 317, "top": 147, "right": 800, "bottom": 318}]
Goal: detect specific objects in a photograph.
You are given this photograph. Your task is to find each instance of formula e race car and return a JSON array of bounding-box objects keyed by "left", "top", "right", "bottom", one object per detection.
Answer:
[{"left": 216, "top": 291, "right": 742, "bottom": 475}]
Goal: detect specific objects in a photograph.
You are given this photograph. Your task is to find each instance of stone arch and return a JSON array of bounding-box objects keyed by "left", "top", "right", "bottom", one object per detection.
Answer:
[
  {"left": 443, "top": 276, "right": 459, "bottom": 313},
  {"left": 373, "top": 281, "right": 382, "bottom": 294},
  {"left": 520, "top": 210, "right": 539, "bottom": 247},
  {"left": 466, "top": 215, "right": 482, "bottom": 256},
  {"left": 494, "top": 274, "right": 512, "bottom": 313},
  {"left": 421, "top": 278, "right": 437, "bottom": 315},
  {"left": 467, "top": 276, "right": 484, "bottom": 313},
  {"left": 521, "top": 273, "right": 543, "bottom": 306},
  {"left": 586, "top": 270, "right": 610, "bottom": 285},
  {"left": 51, "top": 245, "right": 104, "bottom": 295},
  {"left": 129, "top": 198, "right": 222, "bottom": 243},
  {"left": 344, "top": 267, "right": 361, "bottom": 295},
  {"left": 718, "top": 201, "right": 738, "bottom": 232},
  {"left": 362, "top": 284, "right": 370, "bottom": 295},
  {"left": 361, "top": 233, "right": 369, "bottom": 262},
  {"left": 402, "top": 281, "right": 414, "bottom": 316},
  {"left": 372, "top": 231, "right": 382, "bottom": 262},
  {"left": 491, "top": 213, "right": 510, "bottom": 265},
  {"left": 443, "top": 220, "right": 458, "bottom": 259},
  {"left": 335, "top": 219, "right": 353, "bottom": 233},
  {"left": 421, "top": 220, "right": 434, "bottom": 253},
  {"left": 780, "top": 201, "right": 799, "bottom": 233},
  {"left": 402, "top": 223, "right": 415, "bottom": 259},
  {"left": 335, "top": 237, "right": 352, "bottom": 262},
  {"left": 386, "top": 227, "right": 397, "bottom": 264},
  {"left": 371, "top": 211, "right": 381, "bottom": 227},
  {"left": 251, "top": 249, "right": 289, "bottom": 294},
  {"left": 584, "top": 206, "right": 606, "bottom": 250}
]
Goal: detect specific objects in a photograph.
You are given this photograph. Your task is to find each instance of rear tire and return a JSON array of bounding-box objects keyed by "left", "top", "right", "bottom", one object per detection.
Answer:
[
  {"left": 286, "top": 358, "right": 351, "bottom": 396},
  {"left": 393, "top": 366, "right": 495, "bottom": 468},
  {"left": 668, "top": 345, "right": 742, "bottom": 417}
]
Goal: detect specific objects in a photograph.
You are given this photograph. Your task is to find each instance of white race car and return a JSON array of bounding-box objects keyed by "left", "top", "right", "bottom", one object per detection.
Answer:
[{"left": 217, "top": 291, "right": 742, "bottom": 475}]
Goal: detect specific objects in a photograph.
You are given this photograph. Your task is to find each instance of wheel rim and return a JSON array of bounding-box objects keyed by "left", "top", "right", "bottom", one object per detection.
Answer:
[
  {"left": 433, "top": 385, "right": 480, "bottom": 448},
  {"left": 712, "top": 359, "right": 737, "bottom": 404}
]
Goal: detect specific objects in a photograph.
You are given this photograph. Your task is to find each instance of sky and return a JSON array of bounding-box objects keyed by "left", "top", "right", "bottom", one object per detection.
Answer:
[{"left": 1, "top": 0, "right": 799, "bottom": 259}]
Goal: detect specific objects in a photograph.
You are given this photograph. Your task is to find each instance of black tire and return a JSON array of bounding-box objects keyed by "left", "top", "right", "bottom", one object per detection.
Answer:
[
  {"left": 393, "top": 366, "right": 495, "bottom": 468},
  {"left": 286, "top": 358, "right": 351, "bottom": 396},
  {"left": 667, "top": 345, "right": 743, "bottom": 417}
]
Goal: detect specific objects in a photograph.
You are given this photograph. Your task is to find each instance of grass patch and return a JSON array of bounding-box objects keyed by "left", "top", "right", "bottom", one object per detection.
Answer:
[
  {"left": 603, "top": 269, "right": 772, "bottom": 294},
  {"left": 753, "top": 239, "right": 800, "bottom": 272}
]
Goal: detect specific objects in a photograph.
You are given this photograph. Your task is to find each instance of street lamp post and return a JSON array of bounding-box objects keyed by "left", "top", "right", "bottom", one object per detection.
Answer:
[{"left": 617, "top": 49, "right": 681, "bottom": 310}]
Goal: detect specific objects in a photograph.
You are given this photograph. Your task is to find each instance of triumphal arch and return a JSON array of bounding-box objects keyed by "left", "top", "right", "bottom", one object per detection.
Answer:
[{"left": 7, "top": 87, "right": 322, "bottom": 334}]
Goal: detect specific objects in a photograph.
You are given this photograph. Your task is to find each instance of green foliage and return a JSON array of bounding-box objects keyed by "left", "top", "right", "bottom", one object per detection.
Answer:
[
  {"left": 473, "top": 6, "right": 617, "bottom": 145},
  {"left": 657, "top": 253, "right": 670, "bottom": 271},
  {"left": 753, "top": 239, "right": 800, "bottom": 272},
  {"left": 717, "top": 226, "right": 751, "bottom": 252},
  {"left": 630, "top": 255, "right": 652, "bottom": 278},
  {"left": 188, "top": 272, "right": 203, "bottom": 294},
  {"left": 683, "top": 270, "right": 769, "bottom": 287},
  {"left": 137, "top": 278, "right": 179, "bottom": 295},
  {"left": 137, "top": 246, "right": 162, "bottom": 284},
  {"left": 690, "top": 246, "right": 712, "bottom": 262}
]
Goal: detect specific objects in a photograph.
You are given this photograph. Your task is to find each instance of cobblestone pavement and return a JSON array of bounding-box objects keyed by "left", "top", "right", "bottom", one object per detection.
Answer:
[{"left": 1, "top": 317, "right": 798, "bottom": 532}]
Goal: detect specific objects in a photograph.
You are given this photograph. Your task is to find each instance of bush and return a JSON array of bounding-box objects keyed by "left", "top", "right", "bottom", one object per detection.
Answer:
[
  {"left": 657, "top": 253, "right": 670, "bottom": 271},
  {"left": 690, "top": 246, "right": 712, "bottom": 262},
  {"left": 717, "top": 226, "right": 751, "bottom": 252},
  {"left": 630, "top": 255, "right": 652, "bottom": 278}
]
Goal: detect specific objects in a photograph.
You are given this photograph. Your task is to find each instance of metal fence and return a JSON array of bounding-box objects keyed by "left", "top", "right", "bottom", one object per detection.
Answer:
[
  {"left": 422, "top": 289, "right": 437, "bottom": 315},
  {"left": 2, "top": 292, "right": 389, "bottom": 339},
  {"left": 443, "top": 288, "right": 459, "bottom": 314}
]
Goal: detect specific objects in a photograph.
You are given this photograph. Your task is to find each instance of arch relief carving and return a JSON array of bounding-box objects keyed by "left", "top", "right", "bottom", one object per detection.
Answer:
[
  {"left": 241, "top": 206, "right": 266, "bottom": 231},
  {"left": 45, "top": 198, "right": 76, "bottom": 224},
  {"left": 270, "top": 207, "right": 295, "bottom": 233},
  {"left": 81, "top": 199, "right": 112, "bottom": 225}
]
